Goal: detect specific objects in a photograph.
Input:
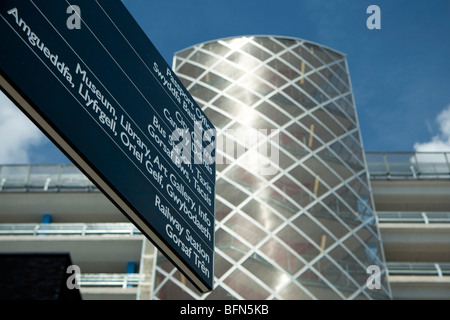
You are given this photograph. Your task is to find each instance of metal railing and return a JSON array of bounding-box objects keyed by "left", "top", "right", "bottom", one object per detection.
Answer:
[
  {"left": 377, "top": 212, "right": 450, "bottom": 224},
  {"left": 0, "top": 164, "right": 97, "bottom": 192},
  {"left": 0, "top": 223, "right": 141, "bottom": 236},
  {"left": 387, "top": 262, "right": 450, "bottom": 277},
  {"left": 77, "top": 273, "right": 145, "bottom": 288},
  {"left": 366, "top": 152, "right": 450, "bottom": 180}
]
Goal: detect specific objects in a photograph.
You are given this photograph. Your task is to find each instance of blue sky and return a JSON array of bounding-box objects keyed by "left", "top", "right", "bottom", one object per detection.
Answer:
[{"left": 0, "top": 0, "right": 449, "bottom": 164}]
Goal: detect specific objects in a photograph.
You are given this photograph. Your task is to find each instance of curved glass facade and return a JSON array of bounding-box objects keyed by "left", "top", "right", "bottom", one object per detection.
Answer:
[{"left": 152, "top": 36, "right": 391, "bottom": 300}]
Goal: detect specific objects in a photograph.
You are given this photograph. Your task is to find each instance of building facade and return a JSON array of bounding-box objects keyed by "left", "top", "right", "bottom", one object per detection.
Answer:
[
  {"left": 1, "top": 36, "right": 449, "bottom": 300},
  {"left": 367, "top": 152, "right": 450, "bottom": 299},
  {"left": 151, "top": 36, "right": 391, "bottom": 300}
]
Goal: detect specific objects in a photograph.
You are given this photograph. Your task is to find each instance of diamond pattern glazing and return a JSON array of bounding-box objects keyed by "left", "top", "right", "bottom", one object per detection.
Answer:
[{"left": 151, "top": 36, "right": 392, "bottom": 300}]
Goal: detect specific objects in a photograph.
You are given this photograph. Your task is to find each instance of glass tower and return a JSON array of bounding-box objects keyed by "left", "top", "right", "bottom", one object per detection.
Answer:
[{"left": 151, "top": 36, "right": 392, "bottom": 300}]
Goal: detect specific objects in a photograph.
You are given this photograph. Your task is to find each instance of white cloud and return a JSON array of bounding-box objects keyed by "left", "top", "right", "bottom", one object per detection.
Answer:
[
  {"left": 0, "top": 91, "right": 45, "bottom": 164},
  {"left": 414, "top": 104, "right": 450, "bottom": 152}
]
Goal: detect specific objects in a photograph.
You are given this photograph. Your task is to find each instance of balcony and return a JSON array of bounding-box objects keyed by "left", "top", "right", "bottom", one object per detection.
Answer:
[
  {"left": 0, "top": 164, "right": 97, "bottom": 192},
  {"left": 366, "top": 152, "right": 450, "bottom": 180},
  {"left": 377, "top": 211, "right": 450, "bottom": 224},
  {"left": 0, "top": 223, "right": 141, "bottom": 236},
  {"left": 386, "top": 263, "right": 450, "bottom": 300},
  {"left": 0, "top": 223, "right": 144, "bottom": 274},
  {"left": 367, "top": 153, "right": 450, "bottom": 212}
]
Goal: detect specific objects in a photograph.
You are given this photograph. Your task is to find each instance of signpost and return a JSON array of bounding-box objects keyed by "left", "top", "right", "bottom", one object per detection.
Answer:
[{"left": 0, "top": 0, "right": 216, "bottom": 293}]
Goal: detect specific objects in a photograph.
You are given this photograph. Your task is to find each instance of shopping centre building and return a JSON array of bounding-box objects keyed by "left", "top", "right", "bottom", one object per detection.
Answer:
[{"left": 0, "top": 36, "right": 449, "bottom": 300}]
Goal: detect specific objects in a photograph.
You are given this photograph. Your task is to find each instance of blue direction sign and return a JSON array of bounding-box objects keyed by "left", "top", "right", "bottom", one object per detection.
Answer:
[{"left": 0, "top": 0, "right": 216, "bottom": 293}]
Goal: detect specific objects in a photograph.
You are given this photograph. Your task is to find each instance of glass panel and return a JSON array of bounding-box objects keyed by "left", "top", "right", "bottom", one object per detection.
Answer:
[
  {"left": 285, "top": 123, "right": 308, "bottom": 147},
  {"left": 28, "top": 165, "right": 60, "bottom": 190},
  {"left": 177, "top": 75, "right": 192, "bottom": 90},
  {"left": 308, "top": 72, "right": 339, "bottom": 100},
  {"left": 253, "top": 37, "right": 284, "bottom": 54},
  {"left": 256, "top": 101, "right": 290, "bottom": 125},
  {"left": 296, "top": 116, "right": 332, "bottom": 150},
  {"left": 215, "top": 197, "right": 233, "bottom": 222},
  {"left": 242, "top": 253, "right": 291, "bottom": 292},
  {"left": 313, "top": 256, "right": 358, "bottom": 298},
  {"left": 203, "top": 108, "right": 232, "bottom": 128},
  {"left": 177, "top": 62, "right": 205, "bottom": 79},
  {"left": 329, "top": 245, "right": 367, "bottom": 288},
  {"left": 223, "top": 268, "right": 270, "bottom": 300},
  {"left": 278, "top": 282, "right": 313, "bottom": 300},
  {"left": 60, "top": 165, "right": 90, "bottom": 189},
  {"left": 304, "top": 43, "right": 333, "bottom": 64},
  {"left": 254, "top": 65, "right": 287, "bottom": 88},
  {"left": 189, "top": 49, "right": 218, "bottom": 67},
  {"left": 257, "top": 186, "right": 298, "bottom": 218},
  {"left": 216, "top": 228, "right": 250, "bottom": 262},
  {"left": 267, "top": 58, "right": 300, "bottom": 80},
  {"left": 318, "top": 148, "right": 353, "bottom": 181},
  {"left": 280, "top": 51, "right": 312, "bottom": 75},
  {"left": 415, "top": 153, "right": 450, "bottom": 176},
  {"left": 175, "top": 48, "right": 194, "bottom": 59},
  {"left": 296, "top": 268, "right": 342, "bottom": 299},
  {"left": 309, "top": 203, "right": 351, "bottom": 239},
  {"left": 277, "top": 147, "right": 296, "bottom": 169},
  {"left": 365, "top": 153, "right": 387, "bottom": 176},
  {"left": 330, "top": 62, "right": 350, "bottom": 87},
  {"left": 202, "top": 41, "right": 231, "bottom": 56},
  {"left": 385, "top": 153, "right": 416, "bottom": 177},
  {"left": 201, "top": 72, "right": 232, "bottom": 90},
  {"left": 300, "top": 78, "right": 327, "bottom": 104},
  {"left": 323, "top": 194, "right": 361, "bottom": 225},
  {"left": 279, "top": 130, "right": 308, "bottom": 159},
  {"left": 240, "top": 42, "right": 271, "bottom": 62},
  {"left": 274, "top": 175, "right": 313, "bottom": 207},
  {"left": 329, "top": 141, "right": 364, "bottom": 172},
  {"left": 276, "top": 224, "right": 319, "bottom": 262},
  {"left": 260, "top": 237, "right": 305, "bottom": 274},
  {"left": 283, "top": 85, "right": 317, "bottom": 110},
  {"left": 213, "top": 60, "right": 245, "bottom": 79},
  {"left": 226, "top": 84, "right": 261, "bottom": 106},
  {"left": 319, "top": 67, "right": 348, "bottom": 93},
  {"left": 342, "top": 135, "right": 363, "bottom": 163},
  {"left": 189, "top": 83, "right": 218, "bottom": 102},
  {"left": 225, "top": 213, "right": 268, "bottom": 246},
  {"left": 237, "top": 74, "right": 274, "bottom": 97},
  {"left": 292, "top": 213, "right": 334, "bottom": 250},
  {"left": 205, "top": 285, "right": 239, "bottom": 300},
  {"left": 0, "top": 165, "right": 29, "bottom": 189},
  {"left": 322, "top": 48, "right": 344, "bottom": 63},
  {"left": 153, "top": 270, "right": 195, "bottom": 300},
  {"left": 288, "top": 164, "right": 315, "bottom": 195},
  {"left": 225, "top": 165, "right": 264, "bottom": 193},
  {"left": 212, "top": 95, "right": 246, "bottom": 119},
  {"left": 216, "top": 178, "right": 249, "bottom": 207},
  {"left": 214, "top": 252, "right": 233, "bottom": 279},
  {"left": 336, "top": 95, "right": 356, "bottom": 121},
  {"left": 313, "top": 109, "right": 345, "bottom": 138},
  {"left": 242, "top": 199, "right": 284, "bottom": 232},
  {"left": 304, "top": 156, "right": 341, "bottom": 191},
  {"left": 276, "top": 37, "right": 297, "bottom": 48},
  {"left": 342, "top": 236, "right": 368, "bottom": 267},
  {"left": 324, "top": 102, "right": 355, "bottom": 131},
  {"left": 293, "top": 45, "right": 322, "bottom": 68},
  {"left": 227, "top": 51, "right": 260, "bottom": 70}
]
